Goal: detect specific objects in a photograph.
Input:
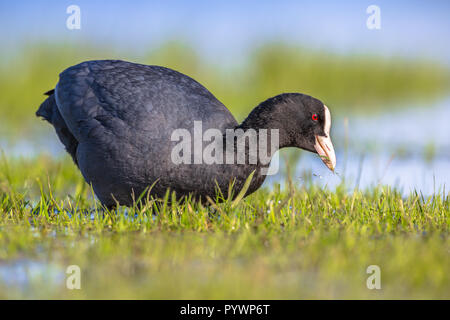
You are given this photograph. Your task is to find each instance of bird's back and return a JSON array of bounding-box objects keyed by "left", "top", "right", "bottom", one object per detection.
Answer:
[{"left": 56, "top": 60, "right": 237, "bottom": 142}]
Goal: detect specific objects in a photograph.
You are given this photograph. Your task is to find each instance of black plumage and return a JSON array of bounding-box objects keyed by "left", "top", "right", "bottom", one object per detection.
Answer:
[{"left": 37, "top": 60, "right": 335, "bottom": 207}]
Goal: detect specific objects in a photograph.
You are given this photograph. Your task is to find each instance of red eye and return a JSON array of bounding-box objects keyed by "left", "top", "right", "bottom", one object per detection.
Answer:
[{"left": 312, "top": 113, "right": 318, "bottom": 121}]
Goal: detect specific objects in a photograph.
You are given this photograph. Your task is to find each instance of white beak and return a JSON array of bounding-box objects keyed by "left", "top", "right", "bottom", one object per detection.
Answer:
[{"left": 314, "top": 105, "right": 336, "bottom": 171}]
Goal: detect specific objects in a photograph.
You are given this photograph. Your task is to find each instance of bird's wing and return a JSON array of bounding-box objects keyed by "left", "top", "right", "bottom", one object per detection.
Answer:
[
  {"left": 55, "top": 60, "right": 133, "bottom": 145},
  {"left": 55, "top": 60, "right": 237, "bottom": 146}
]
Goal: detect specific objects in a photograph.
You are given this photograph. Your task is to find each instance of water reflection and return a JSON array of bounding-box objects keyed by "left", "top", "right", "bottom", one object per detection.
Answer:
[{"left": 0, "top": 260, "right": 64, "bottom": 289}]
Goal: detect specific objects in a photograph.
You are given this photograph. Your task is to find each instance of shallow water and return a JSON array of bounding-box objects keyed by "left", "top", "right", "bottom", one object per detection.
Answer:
[
  {"left": 278, "top": 150, "right": 449, "bottom": 196},
  {"left": 0, "top": 260, "right": 64, "bottom": 291}
]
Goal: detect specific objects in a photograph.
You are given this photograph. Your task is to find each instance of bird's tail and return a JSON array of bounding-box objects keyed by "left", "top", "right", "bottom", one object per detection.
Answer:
[
  {"left": 35, "top": 88, "right": 79, "bottom": 166},
  {"left": 36, "top": 89, "right": 55, "bottom": 122}
]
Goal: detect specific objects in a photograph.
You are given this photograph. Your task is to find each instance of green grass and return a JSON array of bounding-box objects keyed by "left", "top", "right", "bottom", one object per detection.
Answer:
[{"left": 0, "top": 155, "right": 448, "bottom": 299}]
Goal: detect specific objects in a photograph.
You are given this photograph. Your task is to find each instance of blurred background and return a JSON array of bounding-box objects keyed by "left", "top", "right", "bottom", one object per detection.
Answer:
[{"left": 1, "top": 0, "right": 449, "bottom": 195}]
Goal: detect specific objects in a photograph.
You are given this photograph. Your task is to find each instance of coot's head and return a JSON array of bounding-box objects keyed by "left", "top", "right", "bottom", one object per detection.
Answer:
[{"left": 268, "top": 93, "right": 337, "bottom": 171}]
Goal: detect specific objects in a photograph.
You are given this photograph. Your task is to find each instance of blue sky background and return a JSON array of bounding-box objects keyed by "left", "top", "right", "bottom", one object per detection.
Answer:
[{"left": 1, "top": 0, "right": 449, "bottom": 63}]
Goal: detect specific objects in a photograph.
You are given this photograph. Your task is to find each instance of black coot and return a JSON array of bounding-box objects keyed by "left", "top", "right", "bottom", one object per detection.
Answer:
[{"left": 37, "top": 60, "right": 336, "bottom": 207}]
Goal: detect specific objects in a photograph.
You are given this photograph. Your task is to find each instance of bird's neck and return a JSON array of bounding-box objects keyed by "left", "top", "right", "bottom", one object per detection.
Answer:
[
  {"left": 219, "top": 102, "right": 292, "bottom": 186},
  {"left": 236, "top": 100, "right": 293, "bottom": 149}
]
